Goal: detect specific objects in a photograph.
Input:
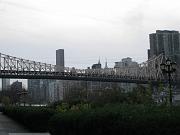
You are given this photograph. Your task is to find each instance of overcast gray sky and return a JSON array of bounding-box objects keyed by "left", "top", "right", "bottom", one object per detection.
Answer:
[{"left": 1, "top": 0, "right": 180, "bottom": 68}]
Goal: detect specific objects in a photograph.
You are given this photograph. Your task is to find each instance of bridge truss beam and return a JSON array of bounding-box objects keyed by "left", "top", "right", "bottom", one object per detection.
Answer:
[{"left": 0, "top": 52, "right": 178, "bottom": 84}]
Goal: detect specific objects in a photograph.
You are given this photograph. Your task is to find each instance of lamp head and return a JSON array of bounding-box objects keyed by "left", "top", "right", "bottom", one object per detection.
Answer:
[
  {"left": 160, "top": 63, "right": 166, "bottom": 72},
  {"left": 166, "top": 58, "right": 171, "bottom": 66},
  {"left": 171, "top": 62, "right": 177, "bottom": 72}
]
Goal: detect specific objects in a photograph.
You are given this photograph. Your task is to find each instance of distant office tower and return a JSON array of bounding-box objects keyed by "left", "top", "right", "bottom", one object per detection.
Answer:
[
  {"left": 2, "top": 79, "right": 10, "bottom": 90},
  {"left": 148, "top": 30, "right": 180, "bottom": 64},
  {"left": 28, "top": 79, "right": 41, "bottom": 103},
  {"left": 28, "top": 79, "right": 51, "bottom": 104},
  {"left": 27, "top": 49, "right": 65, "bottom": 104},
  {"left": 55, "top": 49, "right": 65, "bottom": 101},
  {"left": 114, "top": 57, "right": 138, "bottom": 92},
  {"left": 56, "top": 49, "right": 64, "bottom": 72},
  {"left": 48, "top": 80, "right": 64, "bottom": 102},
  {"left": 28, "top": 79, "right": 64, "bottom": 103},
  {"left": 148, "top": 30, "right": 180, "bottom": 81},
  {"left": 114, "top": 57, "right": 138, "bottom": 68},
  {"left": 11, "top": 81, "right": 22, "bottom": 91}
]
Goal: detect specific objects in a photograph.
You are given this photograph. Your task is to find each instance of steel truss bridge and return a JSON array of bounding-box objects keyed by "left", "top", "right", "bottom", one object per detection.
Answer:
[{"left": 0, "top": 53, "right": 179, "bottom": 84}]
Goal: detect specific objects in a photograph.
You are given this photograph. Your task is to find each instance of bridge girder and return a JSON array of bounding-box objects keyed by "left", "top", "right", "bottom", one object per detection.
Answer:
[{"left": 0, "top": 52, "right": 178, "bottom": 84}]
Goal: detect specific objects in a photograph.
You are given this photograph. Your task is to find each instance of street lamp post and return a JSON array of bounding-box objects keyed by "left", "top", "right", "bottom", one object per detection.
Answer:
[{"left": 160, "top": 58, "right": 176, "bottom": 106}]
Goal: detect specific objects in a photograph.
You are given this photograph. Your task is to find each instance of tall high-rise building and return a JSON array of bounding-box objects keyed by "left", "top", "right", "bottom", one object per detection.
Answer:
[
  {"left": 55, "top": 49, "right": 65, "bottom": 101},
  {"left": 28, "top": 79, "right": 51, "bottom": 104},
  {"left": 28, "top": 49, "right": 65, "bottom": 103},
  {"left": 28, "top": 79, "right": 41, "bottom": 103},
  {"left": 11, "top": 81, "right": 22, "bottom": 91},
  {"left": 148, "top": 30, "right": 180, "bottom": 81},
  {"left": 56, "top": 49, "right": 64, "bottom": 72},
  {"left": 2, "top": 79, "right": 10, "bottom": 90},
  {"left": 148, "top": 30, "right": 180, "bottom": 64},
  {"left": 54, "top": 49, "right": 65, "bottom": 101},
  {"left": 48, "top": 80, "right": 64, "bottom": 102}
]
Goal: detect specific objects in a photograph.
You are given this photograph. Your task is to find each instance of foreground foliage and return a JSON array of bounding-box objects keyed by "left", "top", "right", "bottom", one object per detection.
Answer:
[
  {"left": 49, "top": 104, "right": 180, "bottom": 135},
  {"left": 3, "top": 104, "right": 180, "bottom": 135},
  {"left": 3, "top": 106, "right": 55, "bottom": 132}
]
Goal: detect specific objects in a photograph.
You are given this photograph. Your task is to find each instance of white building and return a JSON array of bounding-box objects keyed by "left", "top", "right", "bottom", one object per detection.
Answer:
[
  {"left": 114, "top": 57, "right": 139, "bottom": 92},
  {"left": 114, "top": 57, "right": 138, "bottom": 68}
]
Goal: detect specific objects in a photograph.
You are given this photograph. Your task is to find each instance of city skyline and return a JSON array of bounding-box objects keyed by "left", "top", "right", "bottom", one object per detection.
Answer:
[{"left": 1, "top": 0, "right": 180, "bottom": 68}]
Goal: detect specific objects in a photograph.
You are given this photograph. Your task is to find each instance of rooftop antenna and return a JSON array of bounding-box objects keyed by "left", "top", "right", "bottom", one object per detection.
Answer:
[
  {"left": 105, "top": 58, "right": 108, "bottom": 68},
  {"left": 98, "top": 56, "right": 101, "bottom": 64}
]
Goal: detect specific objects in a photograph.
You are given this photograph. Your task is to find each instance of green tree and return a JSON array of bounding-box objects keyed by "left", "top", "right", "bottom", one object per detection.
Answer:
[
  {"left": 157, "top": 82, "right": 168, "bottom": 105},
  {"left": 127, "top": 85, "right": 153, "bottom": 104},
  {"left": 1, "top": 96, "right": 11, "bottom": 106}
]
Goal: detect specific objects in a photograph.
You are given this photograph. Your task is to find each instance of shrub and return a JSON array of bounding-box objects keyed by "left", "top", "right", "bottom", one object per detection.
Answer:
[
  {"left": 3, "top": 106, "right": 55, "bottom": 132},
  {"left": 4, "top": 104, "right": 180, "bottom": 135},
  {"left": 49, "top": 104, "right": 180, "bottom": 135}
]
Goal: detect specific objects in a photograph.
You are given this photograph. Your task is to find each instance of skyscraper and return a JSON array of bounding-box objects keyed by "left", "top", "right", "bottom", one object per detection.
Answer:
[
  {"left": 2, "top": 79, "right": 10, "bottom": 90},
  {"left": 148, "top": 30, "right": 180, "bottom": 81},
  {"left": 28, "top": 49, "right": 65, "bottom": 103},
  {"left": 28, "top": 79, "right": 51, "bottom": 104},
  {"left": 55, "top": 49, "right": 65, "bottom": 101},
  {"left": 148, "top": 30, "right": 180, "bottom": 64},
  {"left": 56, "top": 49, "right": 64, "bottom": 72},
  {"left": 11, "top": 81, "right": 22, "bottom": 91}
]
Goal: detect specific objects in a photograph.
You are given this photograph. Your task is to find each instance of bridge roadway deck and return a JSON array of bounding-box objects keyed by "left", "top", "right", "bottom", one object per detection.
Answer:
[
  {"left": 0, "top": 70, "right": 166, "bottom": 84},
  {"left": 0, "top": 70, "right": 161, "bottom": 84}
]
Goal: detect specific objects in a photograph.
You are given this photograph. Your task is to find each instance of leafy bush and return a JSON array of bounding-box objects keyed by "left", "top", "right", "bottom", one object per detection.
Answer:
[
  {"left": 3, "top": 106, "right": 55, "bottom": 132},
  {"left": 0, "top": 106, "right": 5, "bottom": 112},
  {"left": 4, "top": 104, "right": 180, "bottom": 135},
  {"left": 49, "top": 104, "right": 180, "bottom": 135}
]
